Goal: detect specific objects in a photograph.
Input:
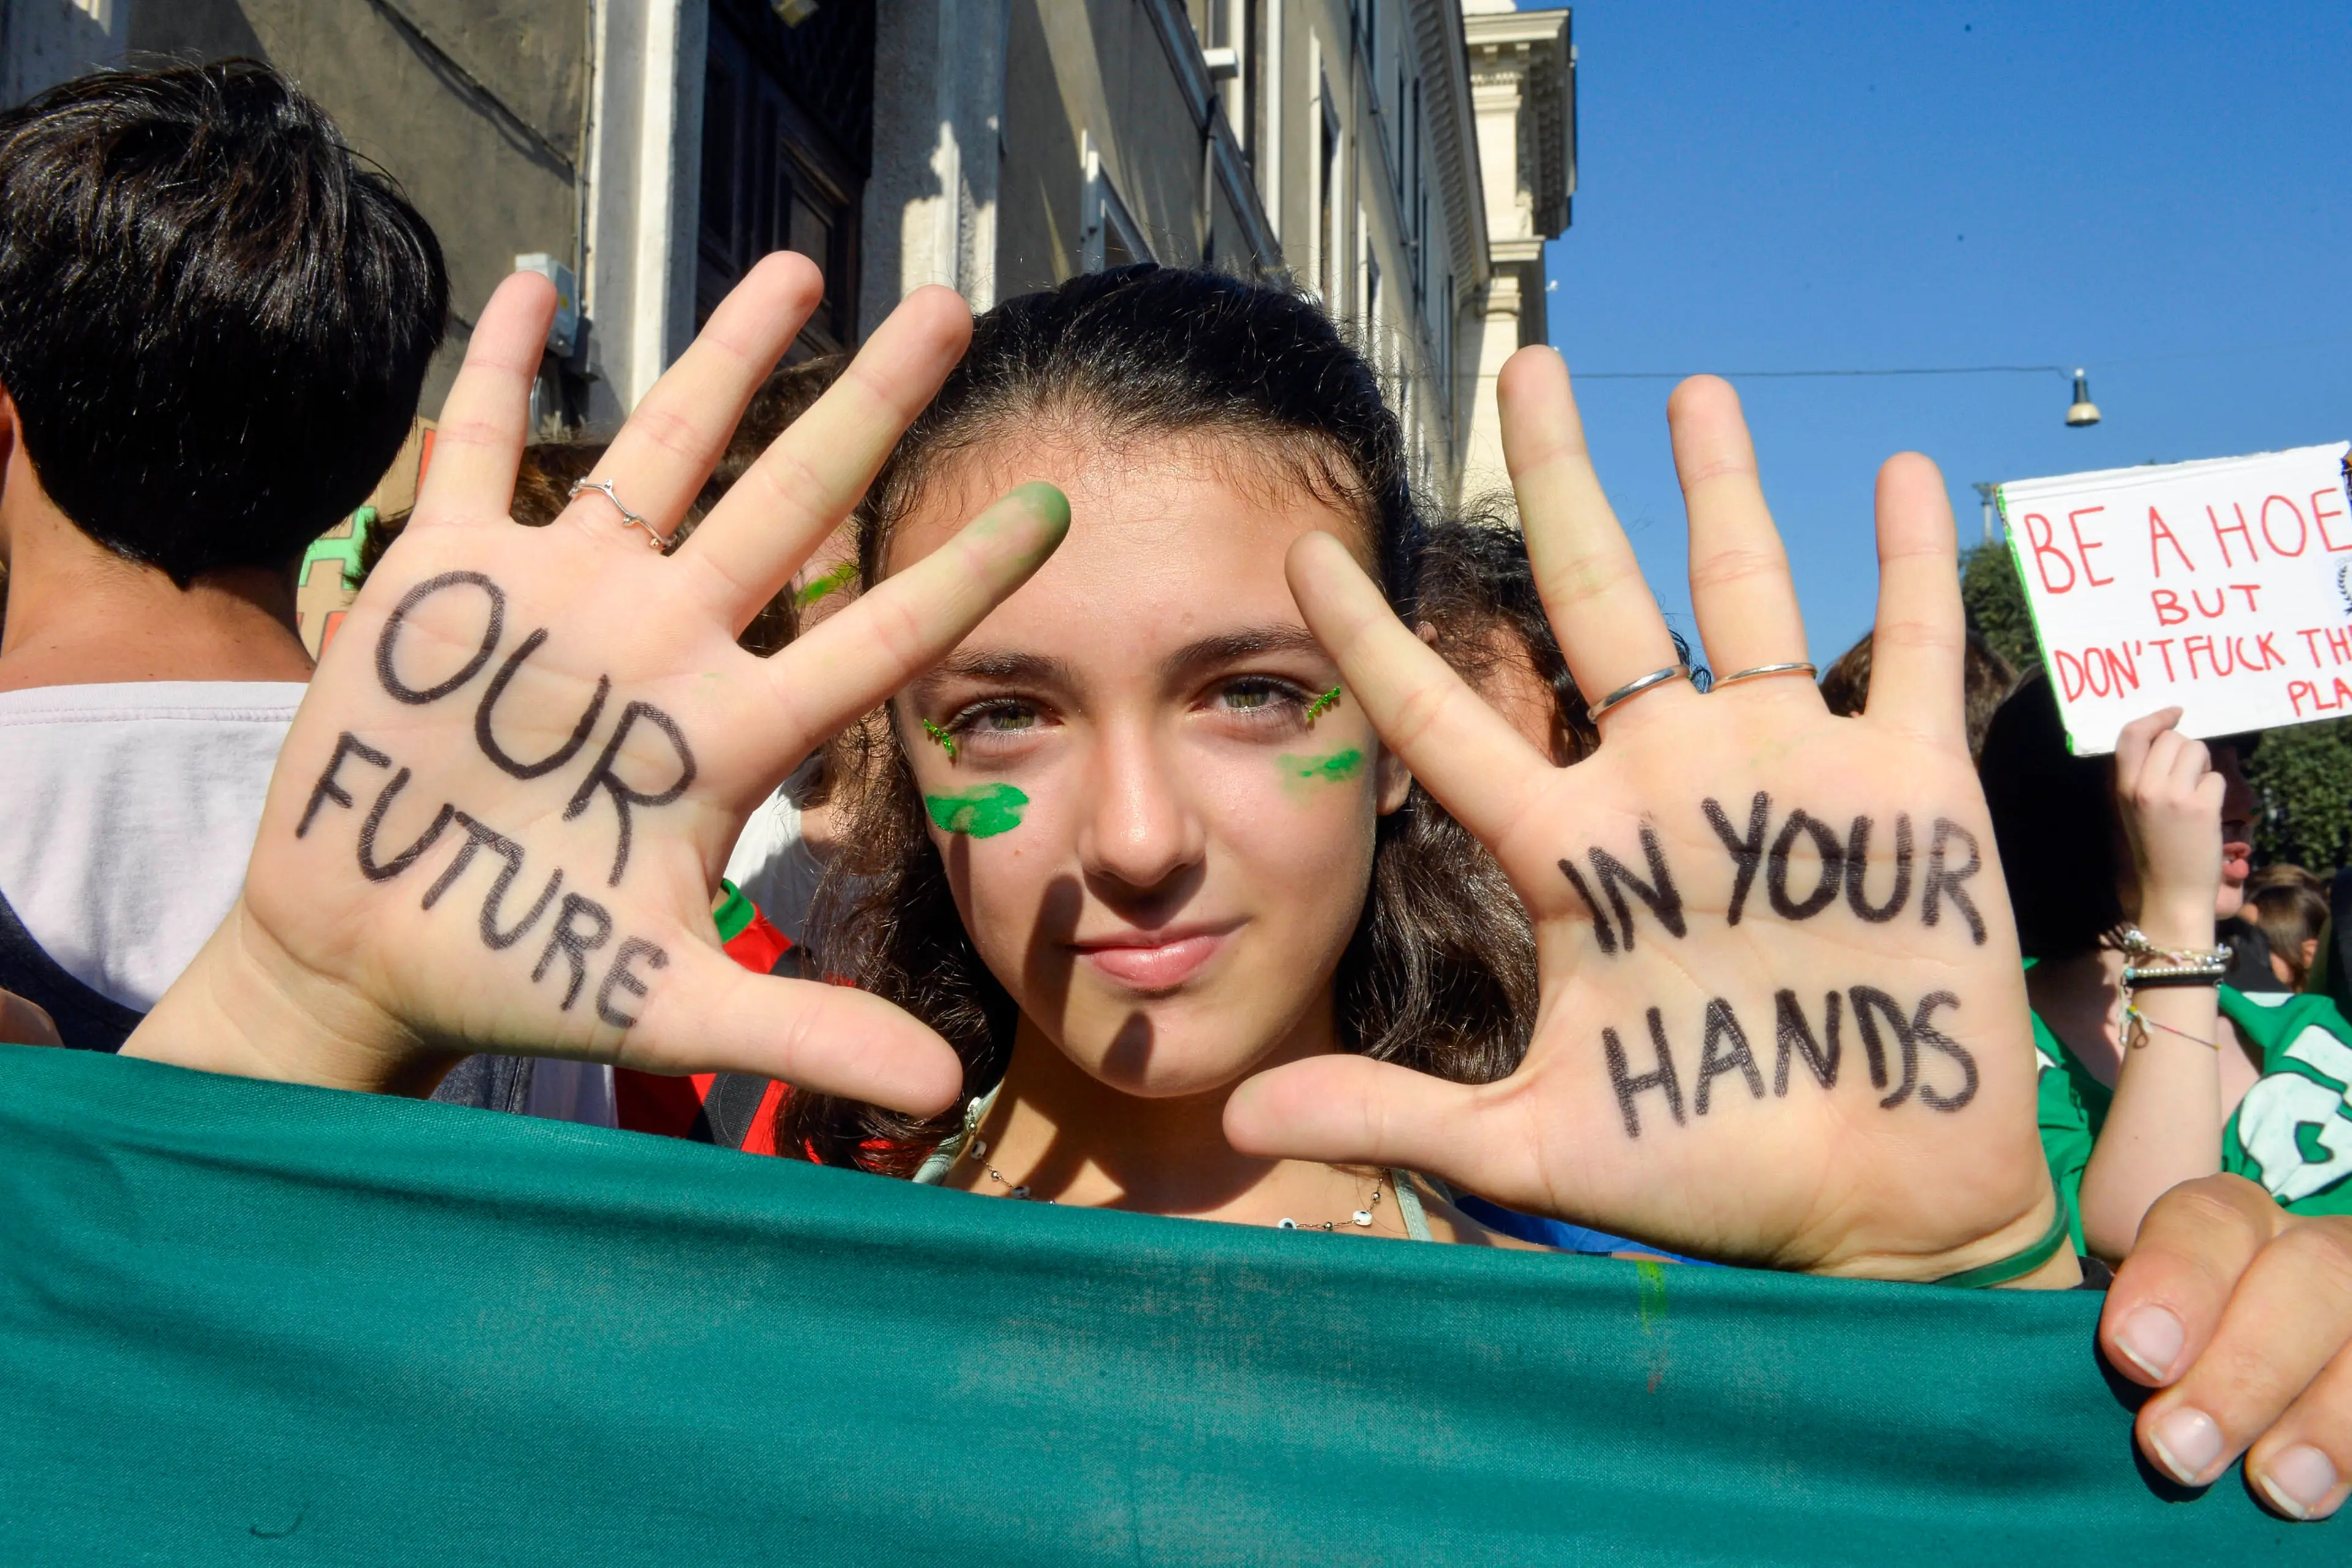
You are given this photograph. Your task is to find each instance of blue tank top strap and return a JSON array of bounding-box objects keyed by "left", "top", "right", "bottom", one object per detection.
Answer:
[
  {"left": 912, "top": 1081, "right": 1001, "bottom": 1186},
  {"left": 1391, "top": 1169, "right": 1434, "bottom": 1241}
]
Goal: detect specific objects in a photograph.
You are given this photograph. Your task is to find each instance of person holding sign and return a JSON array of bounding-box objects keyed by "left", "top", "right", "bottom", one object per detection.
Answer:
[
  {"left": 1986, "top": 660, "right": 2352, "bottom": 1267},
  {"left": 1984, "top": 674, "right": 2255, "bottom": 1254},
  {"left": 116, "top": 261, "right": 2352, "bottom": 1520}
]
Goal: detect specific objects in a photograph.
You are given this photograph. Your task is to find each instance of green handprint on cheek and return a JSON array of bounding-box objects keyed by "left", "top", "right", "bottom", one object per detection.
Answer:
[{"left": 926, "top": 783, "right": 1029, "bottom": 837}]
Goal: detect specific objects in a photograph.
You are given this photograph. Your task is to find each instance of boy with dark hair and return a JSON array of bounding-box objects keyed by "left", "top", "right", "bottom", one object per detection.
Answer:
[{"left": 0, "top": 61, "right": 447, "bottom": 1049}]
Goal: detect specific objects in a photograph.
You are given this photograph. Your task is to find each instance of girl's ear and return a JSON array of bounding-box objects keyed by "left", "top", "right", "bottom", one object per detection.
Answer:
[{"left": 1375, "top": 745, "right": 1412, "bottom": 816}]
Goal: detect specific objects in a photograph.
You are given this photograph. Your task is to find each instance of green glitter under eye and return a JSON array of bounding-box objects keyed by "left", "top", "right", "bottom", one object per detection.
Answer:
[
  {"left": 925, "top": 783, "right": 1028, "bottom": 837},
  {"left": 921, "top": 719, "right": 958, "bottom": 761},
  {"left": 1305, "top": 687, "right": 1342, "bottom": 723},
  {"left": 1275, "top": 747, "right": 1365, "bottom": 793}
]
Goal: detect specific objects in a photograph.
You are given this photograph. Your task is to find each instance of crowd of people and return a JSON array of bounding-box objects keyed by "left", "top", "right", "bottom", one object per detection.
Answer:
[{"left": 2, "top": 61, "right": 2350, "bottom": 1525}]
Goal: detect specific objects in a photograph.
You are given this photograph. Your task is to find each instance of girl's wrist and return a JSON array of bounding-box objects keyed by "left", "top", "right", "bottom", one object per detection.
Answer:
[
  {"left": 121, "top": 903, "right": 424, "bottom": 1094},
  {"left": 2131, "top": 900, "right": 2219, "bottom": 951}
]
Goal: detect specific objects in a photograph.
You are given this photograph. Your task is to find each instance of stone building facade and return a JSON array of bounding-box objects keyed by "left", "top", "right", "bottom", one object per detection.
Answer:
[{"left": 2, "top": 0, "right": 1574, "bottom": 514}]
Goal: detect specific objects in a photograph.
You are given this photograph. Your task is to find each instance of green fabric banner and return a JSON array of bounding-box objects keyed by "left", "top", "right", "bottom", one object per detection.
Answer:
[{"left": 0, "top": 1043, "right": 2326, "bottom": 1564}]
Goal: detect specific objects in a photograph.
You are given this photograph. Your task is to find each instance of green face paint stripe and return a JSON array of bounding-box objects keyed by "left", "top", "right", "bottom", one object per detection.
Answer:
[
  {"left": 1304, "top": 687, "right": 1342, "bottom": 723},
  {"left": 925, "top": 783, "right": 1028, "bottom": 837},
  {"left": 795, "top": 560, "right": 859, "bottom": 608},
  {"left": 1274, "top": 747, "right": 1366, "bottom": 788},
  {"left": 921, "top": 719, "right": 958, "bottom": 761},
  {"left": 1636, "top": 1259, "right": 1669, "bottom": 1333}
]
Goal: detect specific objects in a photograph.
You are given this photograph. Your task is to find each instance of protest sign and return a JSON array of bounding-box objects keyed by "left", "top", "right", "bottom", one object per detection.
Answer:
[{"left": 1997, "top": 442, "right": 2352, "bottom": 754}]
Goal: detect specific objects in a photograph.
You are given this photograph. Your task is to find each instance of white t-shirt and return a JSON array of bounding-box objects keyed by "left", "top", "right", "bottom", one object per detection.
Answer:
[
  {"left": 723, "top": 774, "right": 828, "bottom": 954},
  {"left": 0, "top": 680, "right": 302, "bottom": 1011}
]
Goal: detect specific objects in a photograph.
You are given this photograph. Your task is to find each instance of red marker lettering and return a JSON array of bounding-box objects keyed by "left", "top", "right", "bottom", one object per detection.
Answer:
[
  {"left": 2054, "top": 648, "right": 2087, "bottom": 701},
  {"left": 2260, "top": 496, "right": 2309, "bottom": 557},
  {"left": 2146, "top": 506, "right": 2195, "bottom": 576},
  {"left": 2209, "top": 502, "right": 2259, "bottom": 568},
  {"left": 2023, "top": 513, "right": 2075, "bottom": 593},
  {"left": 2315, "top": 488, "right": 2352, "bottom": 552},
  {"left": 2068, "top": 507, "right": 2114, "bottom": 587}
]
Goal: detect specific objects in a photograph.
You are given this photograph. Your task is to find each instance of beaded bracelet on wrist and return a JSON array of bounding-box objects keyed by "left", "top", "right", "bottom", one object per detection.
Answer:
[{"left": 2115, "top": 927, "right": 2230, "bottom": 1051}]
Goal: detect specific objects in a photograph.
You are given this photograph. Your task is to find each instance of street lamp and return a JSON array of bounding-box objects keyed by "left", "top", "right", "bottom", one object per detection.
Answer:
[
  {"left": 2065, "top": 368, "right": 2101, "bottom": 428},
  {"left": 1970, "top": 481, "right": 2000, "bottom": 545}
]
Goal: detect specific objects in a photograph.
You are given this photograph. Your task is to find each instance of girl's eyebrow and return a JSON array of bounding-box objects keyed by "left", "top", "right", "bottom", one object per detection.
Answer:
[
  {"left": 1160, "top": 626, "right": 1325, "bottom": 680},
  {"left": 916, "top": 649, "right": 1076, "bottom": 692}
]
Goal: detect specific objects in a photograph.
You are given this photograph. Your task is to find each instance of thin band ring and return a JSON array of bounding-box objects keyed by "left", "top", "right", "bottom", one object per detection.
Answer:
[
  {"left": 1586, "top": 663, "right": 1693, "bottom": 723},
  {"left": 1713, "top": 660, "right": 1817, "bottom": 690},
  {"left": 568, "top": 478, "right": 676, "bottom": 552}
]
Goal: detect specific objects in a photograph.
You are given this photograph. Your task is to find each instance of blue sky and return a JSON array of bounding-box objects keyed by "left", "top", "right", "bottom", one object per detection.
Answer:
[{"left": 1536, "top": 1, "right": 2352, "bottom": 664}]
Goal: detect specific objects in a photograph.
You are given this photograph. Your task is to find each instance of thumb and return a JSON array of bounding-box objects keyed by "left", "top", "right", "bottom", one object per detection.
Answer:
[
  {"left": 1224, "top": 1052, "right": 1490, "bottom": 1182},
  {"left": 625, "top": 942, "right": 962, "bottom": 1116}
]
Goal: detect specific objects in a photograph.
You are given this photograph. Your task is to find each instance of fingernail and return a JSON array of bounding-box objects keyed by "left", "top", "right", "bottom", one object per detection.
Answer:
[
  {"left": 2113, "top": 1305, "right": 2185, "bottom": 1380},
  {"left": 2257, "top": 1446, "right": 2339, "bottom": 1521},
  {"left": 2149, "top": 1406, "right": 2223, "bottom": 1485},
  {"left": 1010, "top": 481, "right": 1071, "bottom": 532}
]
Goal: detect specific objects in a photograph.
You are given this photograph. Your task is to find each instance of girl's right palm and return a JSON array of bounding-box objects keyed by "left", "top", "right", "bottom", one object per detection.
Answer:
[{"left": 124, "top": 259, "right": 1068, "bottom": 1113}]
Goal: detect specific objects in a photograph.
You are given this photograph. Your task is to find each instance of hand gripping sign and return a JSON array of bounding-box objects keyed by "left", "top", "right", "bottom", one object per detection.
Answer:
[{"left": 1999, "top": 442, "right": 2352, "bottom": 754}]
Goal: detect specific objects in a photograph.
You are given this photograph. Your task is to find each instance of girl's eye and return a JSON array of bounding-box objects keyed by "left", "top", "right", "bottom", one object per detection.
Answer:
[
  {"left": 1215, "top": 678, "right": 1308, "bottom": 717},
  {"left": 942, "top": 698, "right": 1046, "bottom": 744}
]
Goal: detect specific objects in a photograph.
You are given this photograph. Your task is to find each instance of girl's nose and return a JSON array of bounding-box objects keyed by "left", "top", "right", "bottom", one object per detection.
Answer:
[{"left": 1077, "top": 719, "right": 1206, "bottom": 895}]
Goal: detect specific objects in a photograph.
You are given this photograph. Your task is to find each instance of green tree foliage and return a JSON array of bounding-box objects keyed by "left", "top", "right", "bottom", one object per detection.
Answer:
[
  {"left": 1959, "top": 541, "right": 2040, "bottom": 675},
  {"left": 2244, "top": 721, "right": 2352, "bottom": 872},
  {"left": 1956, "top": 541, "right": 2348, "bottom": 873}
]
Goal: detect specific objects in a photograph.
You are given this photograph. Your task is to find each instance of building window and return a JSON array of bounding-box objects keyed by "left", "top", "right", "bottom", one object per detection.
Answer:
[
  {"left": 1080, "top": 132, "right": 1151, "bottom": 273},
  {"left": 1410, "top": 77, "right": 1423, "bottom": 302},
  {"left": 696, "top": 0, "right": 871, "bottom": 353},
  {"left": 1442, "top": 270, "right": 1456, "bottom": 426},
  {"left": 1315, "top": 74, "right": 1340, "bottom": 305},
  {"left": 1396, "top": 63, "right": 1407, "bottom": 192},
  {"left": 1243, "top": 0, "right": 1264, "bottom": 165}
]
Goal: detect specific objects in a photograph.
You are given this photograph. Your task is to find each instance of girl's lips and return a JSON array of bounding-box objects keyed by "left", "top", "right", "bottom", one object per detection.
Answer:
[
  {"left": 2223, "top": 840, "right": 2253, "bottom": 881},
  {"left": 1074, "top": 931, "right": 1230, "bottom": 990}
]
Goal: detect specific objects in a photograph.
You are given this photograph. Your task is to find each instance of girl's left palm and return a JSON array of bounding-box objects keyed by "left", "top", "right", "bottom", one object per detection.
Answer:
[{"left": 1229, "top": 356, "right": 2061, "bottom": 1283}]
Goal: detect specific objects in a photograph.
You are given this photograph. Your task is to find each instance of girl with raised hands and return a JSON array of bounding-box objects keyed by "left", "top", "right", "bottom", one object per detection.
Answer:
[
  {"left": 787, "top": 265, "right": 2059, "bottom": 1275},
  {"left": 121, "top": 262, "right": 2352, "bottom": 1520}
]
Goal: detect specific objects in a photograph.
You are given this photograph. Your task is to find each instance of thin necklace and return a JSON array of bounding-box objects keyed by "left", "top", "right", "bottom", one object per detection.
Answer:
[
  {"left": 1280, "top": 1174, "right": 1385, "bottom": 1232},
  {"left": 966, "top": 1136, "right": 1385, "bottom": 1230},
  {"left": 965, "top": 1137, "right": 1054, "bottom": 1203}
]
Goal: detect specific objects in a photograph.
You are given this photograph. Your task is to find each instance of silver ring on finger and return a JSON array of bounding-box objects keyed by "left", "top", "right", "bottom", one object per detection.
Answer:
[
  {"left": 568, "top": 478, "right": 676, "bottom": 552},
  {"left": 1713, "top": 660, "right": 1817, "bottom": 690},
  {"left": 1586, "top": 663, "right": 1693, "bottom": 723}
]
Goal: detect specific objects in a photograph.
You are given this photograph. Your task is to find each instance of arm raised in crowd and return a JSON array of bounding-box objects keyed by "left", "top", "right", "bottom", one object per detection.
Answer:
[
  {"left": 2076, "top": 709, "right": 2231, "bottom": 1259},
  {"left": 120, "top": 258, "right": 1068, "bottom": 1110}
]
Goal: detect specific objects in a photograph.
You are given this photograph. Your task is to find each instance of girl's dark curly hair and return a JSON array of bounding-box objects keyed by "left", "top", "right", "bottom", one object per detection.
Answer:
[{"left": 779, "top": 265, "right": 1534, "bottom": 1171}]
